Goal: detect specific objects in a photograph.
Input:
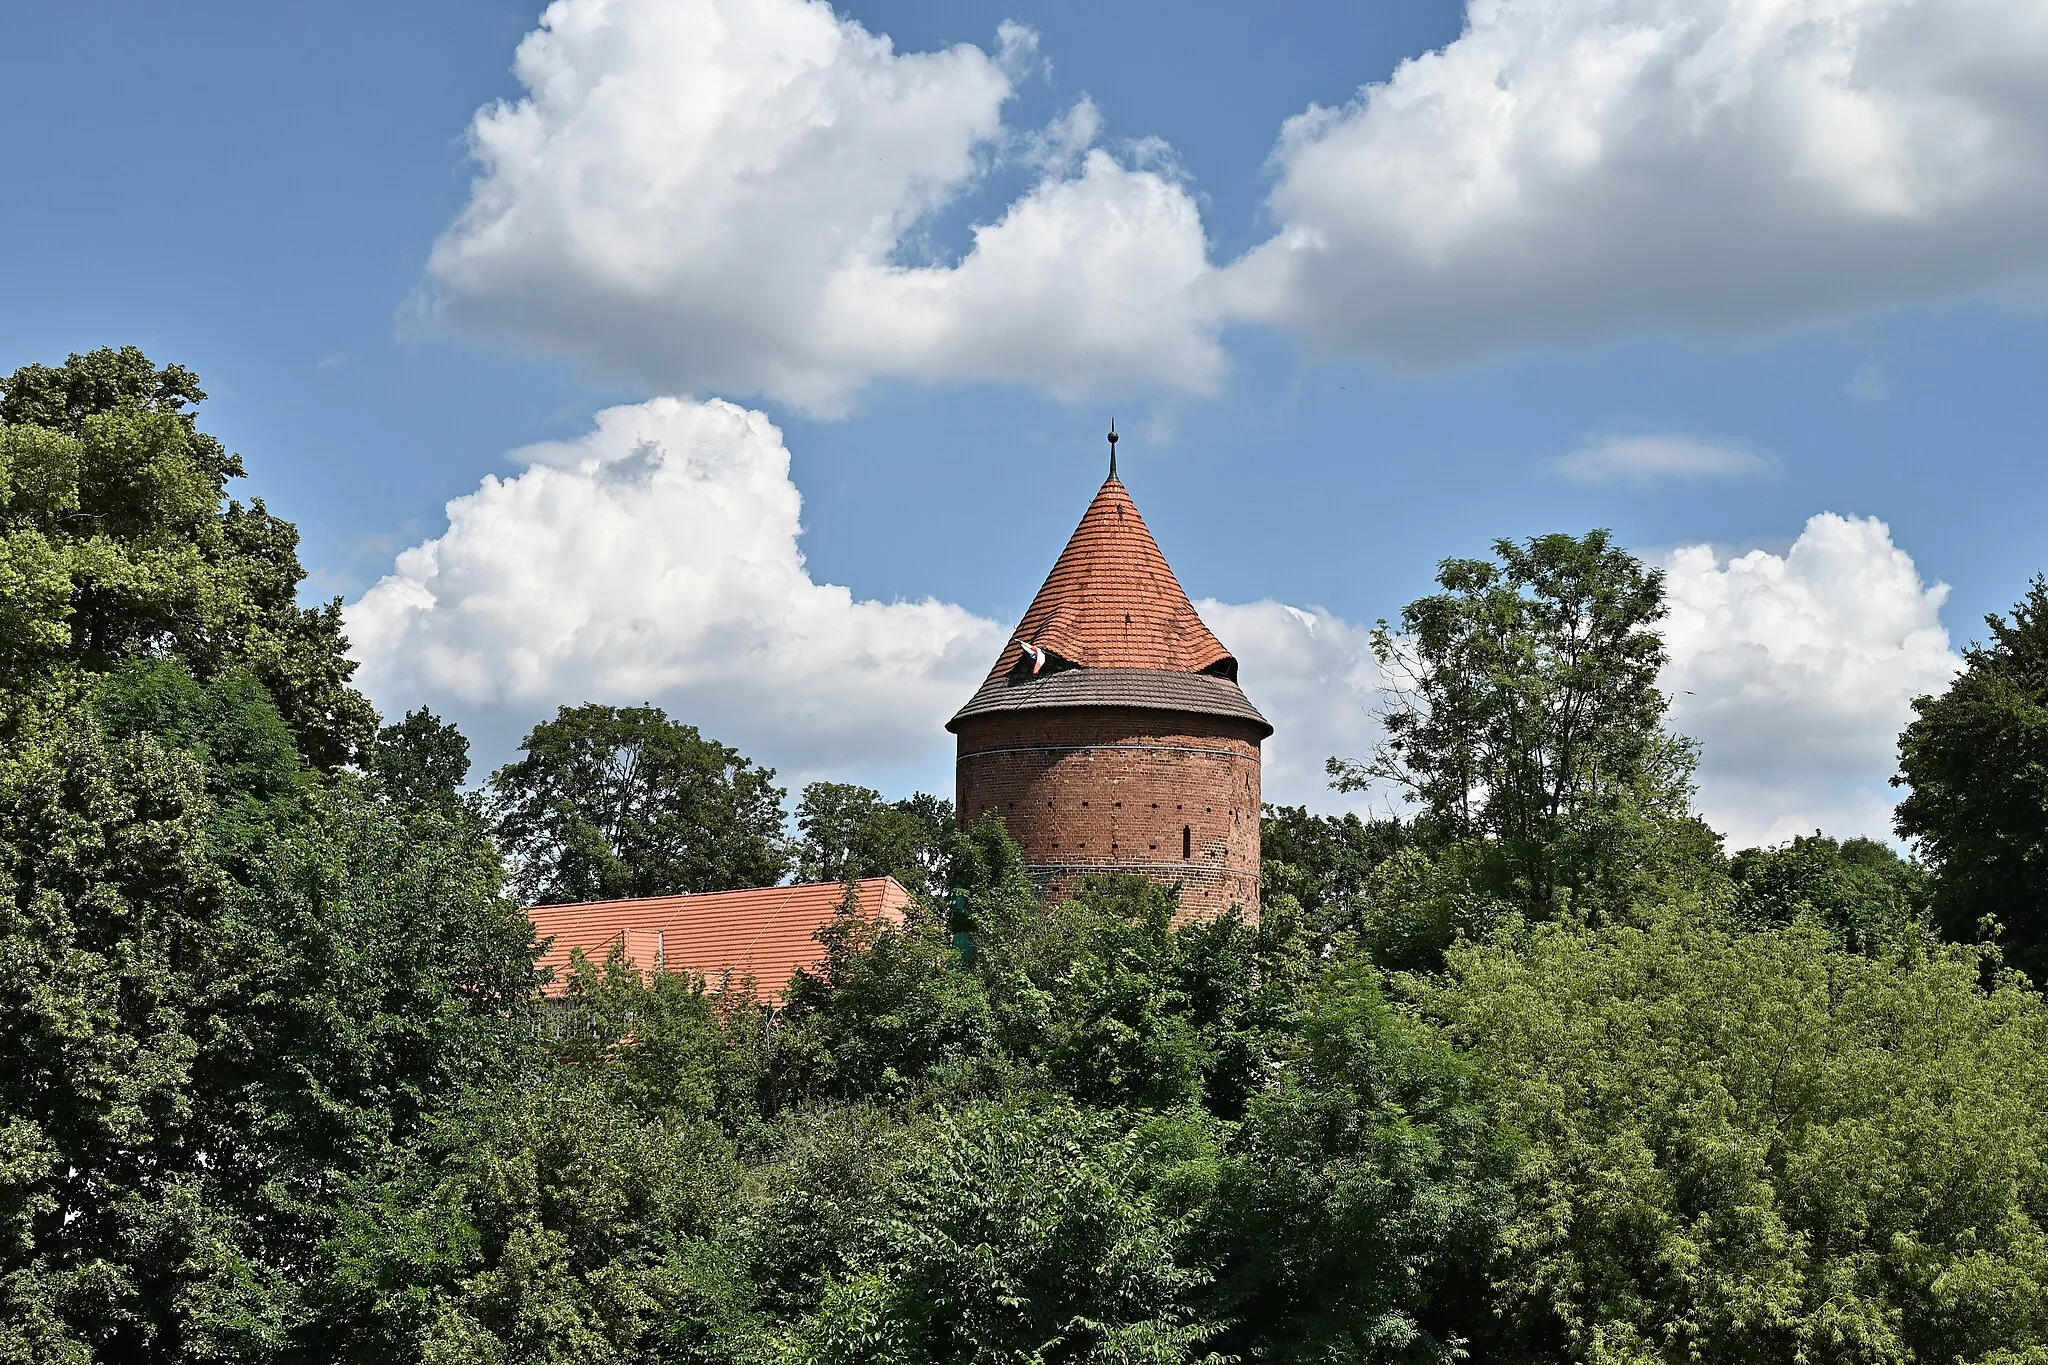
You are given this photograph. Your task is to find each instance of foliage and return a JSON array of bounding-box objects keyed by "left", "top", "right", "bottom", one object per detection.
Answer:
[
  {"left": 1203, "top": 954, "right": 1512, "bottom": 1364},
  {"left": 1260, "top": 803, "right": 1409, "bottom": 940},
  {"left": 9, "top": 348, "right": 2048, "bottom": 1365},
  {"left": 1895, "top": 576, "right": 2048, "bottom": 978},
  {"left": 1425, "top": 914, "right": 2048, "bottom": 1364},
  {"left": 490, "top": 703, "right": 789, "bottom": 906},
  {"left": 792, "top": 782, "right": 955, "bottom": 894},
  {"left": 0, "top": 347, "right": 376, "bottom": 768},
  {"left": 1335, "top": 531, "right": 1689, "bottom": 922},
  {"left": 0, "top": 671, "right": 534, "bottom": 1363},
  {"left": 321, "top": 1076, "right": 757, "bottom": 1365},
  {"left": 372, "top": 707, "right": 473, "bottom": 811},
  {"left": 1728, "top": 832, "right": 1932, "bottom": 955}
]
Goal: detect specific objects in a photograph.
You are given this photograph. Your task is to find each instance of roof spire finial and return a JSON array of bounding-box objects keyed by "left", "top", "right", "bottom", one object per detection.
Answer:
[{"left": 1107, "top": 419, "right": 1119, "bottom": 481}]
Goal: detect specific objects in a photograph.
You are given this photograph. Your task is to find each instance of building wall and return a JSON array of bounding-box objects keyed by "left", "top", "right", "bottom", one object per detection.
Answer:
[{"left": 954, "top": 706, "right": 1262, "bottom": 918}]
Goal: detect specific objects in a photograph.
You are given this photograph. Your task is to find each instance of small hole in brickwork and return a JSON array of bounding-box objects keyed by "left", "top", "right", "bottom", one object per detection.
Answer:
[{"left": 1082, "top": 800, "right": 1089, "bottom": 807}]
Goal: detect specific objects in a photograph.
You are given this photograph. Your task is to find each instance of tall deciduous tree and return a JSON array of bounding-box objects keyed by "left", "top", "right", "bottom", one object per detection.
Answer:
[
  {"left": 793, "top": 781, "right": 955, "bottom": 893},
  {"left": 1333, "top": 529, "right": 1693, "bottom": 919},
  {"left": 1895, "top": 576, "right": 2048, "bottom": 976},
  {"left": 0, "top": 346, "right": 376, "bottom": 768},
  {"left": 490, "top": 703, "right": 789, "bottom": 906},
  {"left": 0, "top": 662, "right": 535, "bottom": 1362},
  {"left": 370, "top": 706, "right": 471, "bottom": 810},
  {"left": 1426, "top": 915, "right": 2048, "bottom": 1363}
]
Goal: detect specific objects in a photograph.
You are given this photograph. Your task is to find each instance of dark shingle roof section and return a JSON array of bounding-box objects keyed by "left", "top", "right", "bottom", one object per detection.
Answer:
[
  {"left": 987, "top": 475, "right": 1234, "bottom": 681},
  {"left": 948, "top": 668, "right": 1273, "bottom": 737}
]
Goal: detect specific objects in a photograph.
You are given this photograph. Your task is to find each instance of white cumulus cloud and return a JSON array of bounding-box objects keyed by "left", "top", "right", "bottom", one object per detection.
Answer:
[
  {"left": 1198, "top": 600, "right": 1388, "bottom": 812},
  {"left": 1551, "top": 434, "right": 1774, "bottom": 486},
  {"left": 1224, "top": 0, "right": 2048, "bottom": 362},
  {"left": 348, "top": 403, "right": 1959, "bottom": 847},
  {"left": 421, "top": 0, "right": 1222, "bottom": 415},
  {"left": 1661, "top": 513, "right": 1960, "bottom": 847},
  {"left": 347, "top": 397, "right": 1002, "bottom": 787}
]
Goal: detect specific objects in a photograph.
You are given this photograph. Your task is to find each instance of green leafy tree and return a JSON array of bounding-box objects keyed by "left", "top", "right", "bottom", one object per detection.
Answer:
[
  {"left": 1333, "top": 530, "right": 1698, "bottom": 921},
  {"left": 1260, "top": 804, "right": 1408, "bottom": 940},
  {"left": 321, "top": 1076, "right": 758, "bottom": 1365},
  {"left": 0, "top": 346, "right": 376, "bottom": 768},
  {"left": 370, "top": 706, "right": 471, "bottom": 810},
  {"left": 0, "top": 667, "right": 536, "bottom": 1362},
  {"left": 490, "top": 703, "right": 789, "bottom": 906},
  {"left": 778, "top": 1101, "right": 1224, "bottom": 1364},
  {"left": 1424, "top": 914, "right": 2048, "bottom": 1364},
  {"left": 1895, "top": 576, "right": 2048, "bottom": 976},
  {"left": 1728, "top": 832, "right": 1932, "bottom": 955},
  {"left": 793, "top": 782, "right": 956, "bottom": 894},
  {"left": 1203, "top": 954, "right": 1511, "bottom": 1364}
]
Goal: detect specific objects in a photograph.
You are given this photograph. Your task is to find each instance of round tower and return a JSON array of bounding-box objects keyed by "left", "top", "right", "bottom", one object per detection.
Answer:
[{"left": 948, "top": 442, "right": 1271, "bottom": 918}]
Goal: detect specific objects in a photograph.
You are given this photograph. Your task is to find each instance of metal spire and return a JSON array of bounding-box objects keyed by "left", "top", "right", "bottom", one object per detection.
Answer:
[{"left": 1107, "top": 419, "right": 1119, "bottom": 480}]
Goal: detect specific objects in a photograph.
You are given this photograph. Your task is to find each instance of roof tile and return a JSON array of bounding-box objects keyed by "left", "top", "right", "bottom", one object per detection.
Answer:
[
  {"left": 988, "top": 475, "right": 1233, "bottom": 681},
  {"left": 525, "top": 876, "right": 912, "bottom": 1006}
]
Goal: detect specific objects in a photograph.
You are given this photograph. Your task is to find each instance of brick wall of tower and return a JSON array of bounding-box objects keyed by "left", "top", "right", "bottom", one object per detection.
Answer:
[{"left": 954, "top": 707, "right": 1263, "bottom": 919}]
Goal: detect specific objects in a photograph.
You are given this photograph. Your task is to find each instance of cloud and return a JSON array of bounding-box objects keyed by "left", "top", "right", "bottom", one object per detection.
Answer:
[
  {"left": 347, "top": 401, "right": 1956, "bottom": 848},
  {"left": 1198, "top": 600, "right": 1389, "bottom": 812},
  {"left": 1660, "top": 513, "right": 1960, "bottom": 847},
  {"left": 421, "top": 0, "right": 1222, "bottom": 415},
  {"left": 1551, "top": 434, "right": 1773, "bottom": 486},
  {"left": 1223, "top": 0, "right": 2048, "bottom": 362},
  {"left": 342, "top": 395, "right": 1392, "bottom": 806},
  {"left": 346, "top": 397, "right": 1002, "bottom": 787}
]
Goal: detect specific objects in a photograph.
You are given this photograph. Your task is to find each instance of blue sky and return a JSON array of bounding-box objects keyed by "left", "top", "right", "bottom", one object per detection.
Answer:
[{"left": 5, "top": 0, "right": 2043, "bottom": 845}]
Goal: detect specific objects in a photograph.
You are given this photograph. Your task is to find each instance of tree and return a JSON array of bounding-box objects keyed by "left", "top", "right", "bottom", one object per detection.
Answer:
[
  {"left": 370, "top": 707, "right": 471, "bottom": 810},
  {"left": 1728, "top": 832, "right": 1932, "bottom": 955},
  {"left": 1895, "top": 576, "right": 2048, "bottom": 977},
  {"left": 0, "top": 662, "right": 536, "bottom": 1362},
  {"left": 490, "top": 703, "right": 789, "bottom": 906},
  {"left": 780, "top": 1101, "right": 1224, "bottom": 1363},
  {"left": 793, "top": 782, "right": 956, "bottom": 894},
  {"left": 1203, "top": 954, "right": 1510, "bottom": 1364},
  {"left": 1333, "top": 530, "right": 1693, "bottom": 920},
  {"left": 0, "top": 346, "right": 376, "bottom": 768},
  {"left": 1424, "top": 914, "right": 2048, "bottom": 1364},
  {"left": 1260, "top": 804, "right": 1408, "bottom": 940}
]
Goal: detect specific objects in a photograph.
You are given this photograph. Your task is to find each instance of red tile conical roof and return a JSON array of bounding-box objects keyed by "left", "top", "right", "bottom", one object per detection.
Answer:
[{"left": 987, "top": 473, "right": 1234, "bottom": 681}]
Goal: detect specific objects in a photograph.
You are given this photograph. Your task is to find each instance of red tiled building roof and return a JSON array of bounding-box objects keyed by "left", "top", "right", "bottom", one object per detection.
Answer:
[
  {"left": 986, "top": 473, "right": 1234, "bottom": 682},
  {"left": 525, "top": 876, "right": 913, "bottom": 1006}
]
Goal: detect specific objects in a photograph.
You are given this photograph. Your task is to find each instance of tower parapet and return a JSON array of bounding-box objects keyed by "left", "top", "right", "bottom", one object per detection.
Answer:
[{"left": 948, "top": 455, "right": 1269, "bottom": 918}]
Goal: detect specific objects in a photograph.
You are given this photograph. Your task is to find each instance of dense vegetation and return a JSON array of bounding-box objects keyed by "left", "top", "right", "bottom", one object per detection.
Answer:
[{"left": 5, "top": 350, "right": 2046, "bottom": 1363}]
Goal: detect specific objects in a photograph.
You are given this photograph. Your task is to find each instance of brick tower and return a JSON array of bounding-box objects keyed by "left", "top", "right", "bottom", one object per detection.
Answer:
[{"left": 948, "top": 434, "right": 1270, "bottom": 917}]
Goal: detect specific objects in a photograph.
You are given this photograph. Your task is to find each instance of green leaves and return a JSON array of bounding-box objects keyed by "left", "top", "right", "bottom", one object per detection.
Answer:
[
  {"left": 1426, "top": 916, "right": 2048, "bottom": 1363},
  {"left": 490, "top": 704, "right": 790, "bottom": 905},
  {"left": 793, "top": 783, "right": 955, "bottom": 895},
  {"left": 0, "top": 348, "right": 376, "bottom": 769},
  {"left": 1338, "top": 529, "right": 1685, "bottom": 924},
  {"left": 1895, "top": 575, "right": 2048, "bottom": 978}
]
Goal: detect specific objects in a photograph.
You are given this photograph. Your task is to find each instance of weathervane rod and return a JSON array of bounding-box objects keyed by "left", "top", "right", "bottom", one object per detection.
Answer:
[{"left": 1107, "top": 418, "right": 1119, "bottom": 480}]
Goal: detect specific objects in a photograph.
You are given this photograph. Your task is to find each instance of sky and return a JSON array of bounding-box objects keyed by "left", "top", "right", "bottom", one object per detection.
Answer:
[{"left": 5, "top": 0, "right": 2045, "bottom": 847}]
